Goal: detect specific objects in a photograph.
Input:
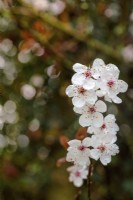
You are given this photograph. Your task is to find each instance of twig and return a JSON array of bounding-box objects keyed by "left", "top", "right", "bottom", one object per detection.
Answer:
[
  {"left": 88, "top": 162, "right": 93, "bottom": 200},
  {"left": 75, "top": 189, "right": 81, "bottom": 200},
  {"left": 9, "top": 1, "right": 122, "bottom": 60}
]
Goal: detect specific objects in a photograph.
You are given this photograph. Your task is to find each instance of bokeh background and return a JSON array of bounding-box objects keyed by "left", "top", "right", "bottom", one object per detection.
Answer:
[{"left": 0, "top": 0, "right": 133, "bottom": 199}]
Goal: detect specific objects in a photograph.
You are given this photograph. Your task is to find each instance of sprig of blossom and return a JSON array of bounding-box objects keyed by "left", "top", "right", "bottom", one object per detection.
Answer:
[{"left": 65, "top": 58, "right": 128, "bottom": 187}]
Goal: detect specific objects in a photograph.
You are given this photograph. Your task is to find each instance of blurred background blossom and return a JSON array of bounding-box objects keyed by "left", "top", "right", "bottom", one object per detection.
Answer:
[{"left": 0, "top": 0, "right": 133, "bottom": 200}]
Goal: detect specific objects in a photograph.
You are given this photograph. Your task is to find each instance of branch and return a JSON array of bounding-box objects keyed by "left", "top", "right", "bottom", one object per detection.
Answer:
[
  {"left": 88, "top": 162, "right": 93, "bottom": 200},
  {"left": 10, "top": 2, "right": 122, "bottom": 60}
]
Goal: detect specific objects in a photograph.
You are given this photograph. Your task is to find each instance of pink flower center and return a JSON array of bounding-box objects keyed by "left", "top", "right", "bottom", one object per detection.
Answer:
[
  {"left": 78, "top": 145, "right": 86, "bottom": 151},
  {"left": 75, "top": 171, "right": 81, "bottom": 177},
  {"left": 84, "top": 70, "right": 92, "bottom": 78},
  {"left": 101, "top": 123, "right": 106, "bottom": 129},
  {"left": 97, "top": 145, "right": 106, "bottom": 153},
  {"left": 78, "top": 87, "right": 86, "bottom": 95},
  {"left": 89, "top": 106, "right": 96, "bottom": 113},
  {"left": 107, "top": 80, "right": 115, "bottom": 88}
]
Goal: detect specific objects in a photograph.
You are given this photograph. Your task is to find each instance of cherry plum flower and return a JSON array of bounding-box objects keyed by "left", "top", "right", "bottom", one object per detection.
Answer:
[
  {"left": 67, "top": 165, "right": 88, "bottom": 187},
  {"left": 66, "top": 138, "right": 91, "bottom": 166},
  {"left": 74, "top": 100, "right": 107, "bottom": 127},
  {"left": 87, "top": 114, "right": 119, "bottom": 135},
  {"left": 97, "top": 72, "right": 128, "bottom": 103},
  {"left": 65, "top": 58, "right": 128, "bottom": 187},
  {"left": 71, "top": 59, "right": 105, "bottom": 90},
  {"left": 89, "top": 134, "right": 119, "bottom": 165},
  {"left": 66, "top": 84, "right": 97, "bottom": 107}
]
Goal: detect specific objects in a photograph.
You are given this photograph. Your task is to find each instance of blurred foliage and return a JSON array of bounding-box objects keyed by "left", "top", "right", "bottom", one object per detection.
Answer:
[{"left": 0, "top": 0, "right": 133, "bottom": 199}]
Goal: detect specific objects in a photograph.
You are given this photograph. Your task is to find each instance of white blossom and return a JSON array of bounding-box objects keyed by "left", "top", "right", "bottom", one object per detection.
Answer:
[
  {"left": 89, "top": 134, "right": 119, "bottom": 165},
  {"left": 66, "top": 85, "right": 97, "bottom": 107},
  {"left": 72, "top": 63, "right": 96, "bottom": 90},
  {"left": 66, "top": 138, "right": 91, "bottom": 166},
  {"left": 67, "top": 165, "right": 88, "bottom": 187},
  {"left": 74, "top": 100, "right": 107, "bottom": 127},
  {"left": 65, "top": 58, "right": 128, "bottom": 186},
  {"left": 87, "top": 114, "right": 119, "bottom": 135},
  {"left": 97, "top": 72, "right": 128, "bottom": 103}
]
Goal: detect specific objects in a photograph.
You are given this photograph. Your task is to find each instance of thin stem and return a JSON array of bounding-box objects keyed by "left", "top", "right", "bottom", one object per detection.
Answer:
[
  {"left": 75, "top": 190, "right": 81, "bottom": 200},
  {"left": 9, "top": 1, "right": 122, "bottom": 60},
  {"left": 88, "top": 162, "right": 93, "bottom": 200}
]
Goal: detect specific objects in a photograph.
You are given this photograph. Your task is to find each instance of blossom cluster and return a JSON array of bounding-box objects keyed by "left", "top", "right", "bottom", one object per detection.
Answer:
[{"left": 65, "top": 58, "right": 128, "bottom": 187}]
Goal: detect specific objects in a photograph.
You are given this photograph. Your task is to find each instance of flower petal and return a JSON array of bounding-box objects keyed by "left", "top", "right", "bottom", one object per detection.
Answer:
[
  {"left": 106, "top": 64, "right": 120, "bottom": 79},
  {"left": 118, "top": 80, "right": 128, "bottom": 93},
  {"left": 105, "top": 114, "right": 116, "bottom": 123},
  {"left": 73, "top": 106, "right": 83, "bottom": 114},
  {"left": 83, "top": 78, "right": 95, "bottom": 90},
  {"left": 72, "top": 73, "right": 85, "bottom": 85},
  {"left": 73, "top": 63, "right": 87, "bottom": 73},
  {"left": 92, "top": 112, "right": 104, "bottom": 127},
  {"left": 74, "top": 178, "right": 83, "bottom": 187},
  {"left": 72, "top": 97, "right": 85, "bottom": 108},
  {"left": 66, "top": 85, "right": 77, "bottom": 97},
  {"left": 100, "top": 154, "right": 111, "bottom": 165},
  {"left": 79, "top": 114, "right": 92, "bottom": 127},
  {"left": 91, "top": 58, "right": 105, "bottom": 79},
  {"left": 82, "top": 137, "right": 91, "bottom": 147},
  {"left": 86, "top": 91, "right": 97, "bottom": 105},
  {"left": 95, "top": 100, "right": 107, "bottom": 113},
  {"left": 90, "top": 149, "right": 101, "bottom": 160},
  {"left": 112, "top": 96, "right": 122, "bottom": 104},
  {"left": 68, "top": 139, "right": 81, "bottom": 147}
]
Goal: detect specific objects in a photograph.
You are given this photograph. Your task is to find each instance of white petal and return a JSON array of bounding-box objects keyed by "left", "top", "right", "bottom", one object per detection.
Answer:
[
  {"left": 91, "top": 58, "right": 105, "bottom": 79},
  {"left": 96, "top": 90, "right": 106, "bottom": 97},
  {"left": 112, "top": 96, "right": 122, "bottom": 104},
  {"left": 113, "top": 123, "right": 119, "bottom": 132},
  {"left": 82, "top": 137, "right": 91, "bottom": 147},
  {"left": 106, "top": 64, "right": 120, "bottom": 79},
  {"left": 72, "top": 73, "right": 85, "bottom": 85},
  {"left": 73, "top": 63, "right": 87, "bottom": 73},
  {"left": 90, "top": 149, "right": 101, "bottom": 160},
  {"left": 86, "top": 91, "right": 97, "bottom": 105},
  {"left": 87, "top": 126, "right": 97, "bottom": 134},
  {"left": 72, "top": 97, "right": 85, "bottom": 108},
  {"left": 73, "top": 151, "right": 90, "bottom": 166},
  {"left": 68, "top": 139, "right": 81, "bottom": 147},
  {"left": 79, "top": 114, "right": 92, "bottom": 127},
  {"left": 73, "top": 106, "right": 83, "bottom": 114},
  {"left": 105, "top": 114, "right": 116, "bottom": 123},
  {"left": 81, "top": 170, "right": 88, "bottom": 179},
  {"left": 100, "top": 154, "right": 111, "bottom": 165},
  {"left": 95, "top": 100, "right": 107, "bottom": 113},
  {"left": 104, "top": 94, "right": 112, "bottom": 103},
  {"left": 66, "top": 85, "right": 77, "bottom": 97},
  {"left": 92, "top": 58, "right": 105, "bottom": 67},
  {"left": 74, "top": 178, "right": 83, "bottom": 187},
  {"left": 83, "top": 78, "right": 95, "bottom": 90},
  {"left": 92, "top": 112, "right": 104, "bottom": 127},
  {"left": 118, "top": 80, "right": 128, "bottom": 93},
  {"left": 66, "top": 152, "right": 75, "bottom": 162},
  {"left": 102, "top": 134, "right": 117, "bottom": 144}
]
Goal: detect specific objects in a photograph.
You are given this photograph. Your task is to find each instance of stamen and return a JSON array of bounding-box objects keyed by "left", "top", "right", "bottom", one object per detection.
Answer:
[
  {"left": 75, "top": 171, "right": 81, "bottom": 177},
  {"left": 107, "top": 80, "right": 115, "bottom": 88},
  {"left": 89, "top": 106, "right": 96, "bottom": 113},
  {"left": 97, "top": 145, "right": 106, "bottom": 153},
  {"left": 101, "top": 123, "right": 106, "bottom": 129},
  {"left": 84, "top": 70, "right": 92, "bottom": 78},
  {"left": 78, "top": 145, "right": 86, "bottom": 151},
  {"left": 78, "top": 87, "right": 86, "bottom": 94}
]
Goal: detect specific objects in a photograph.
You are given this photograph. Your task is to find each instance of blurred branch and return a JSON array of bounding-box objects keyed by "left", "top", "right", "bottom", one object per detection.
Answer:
[
  {"left": 88, "top": 163, "right": 93, "bottom": 200},
  {"left": 9, "top": 2, "right": 122, "bottom": 61}
]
